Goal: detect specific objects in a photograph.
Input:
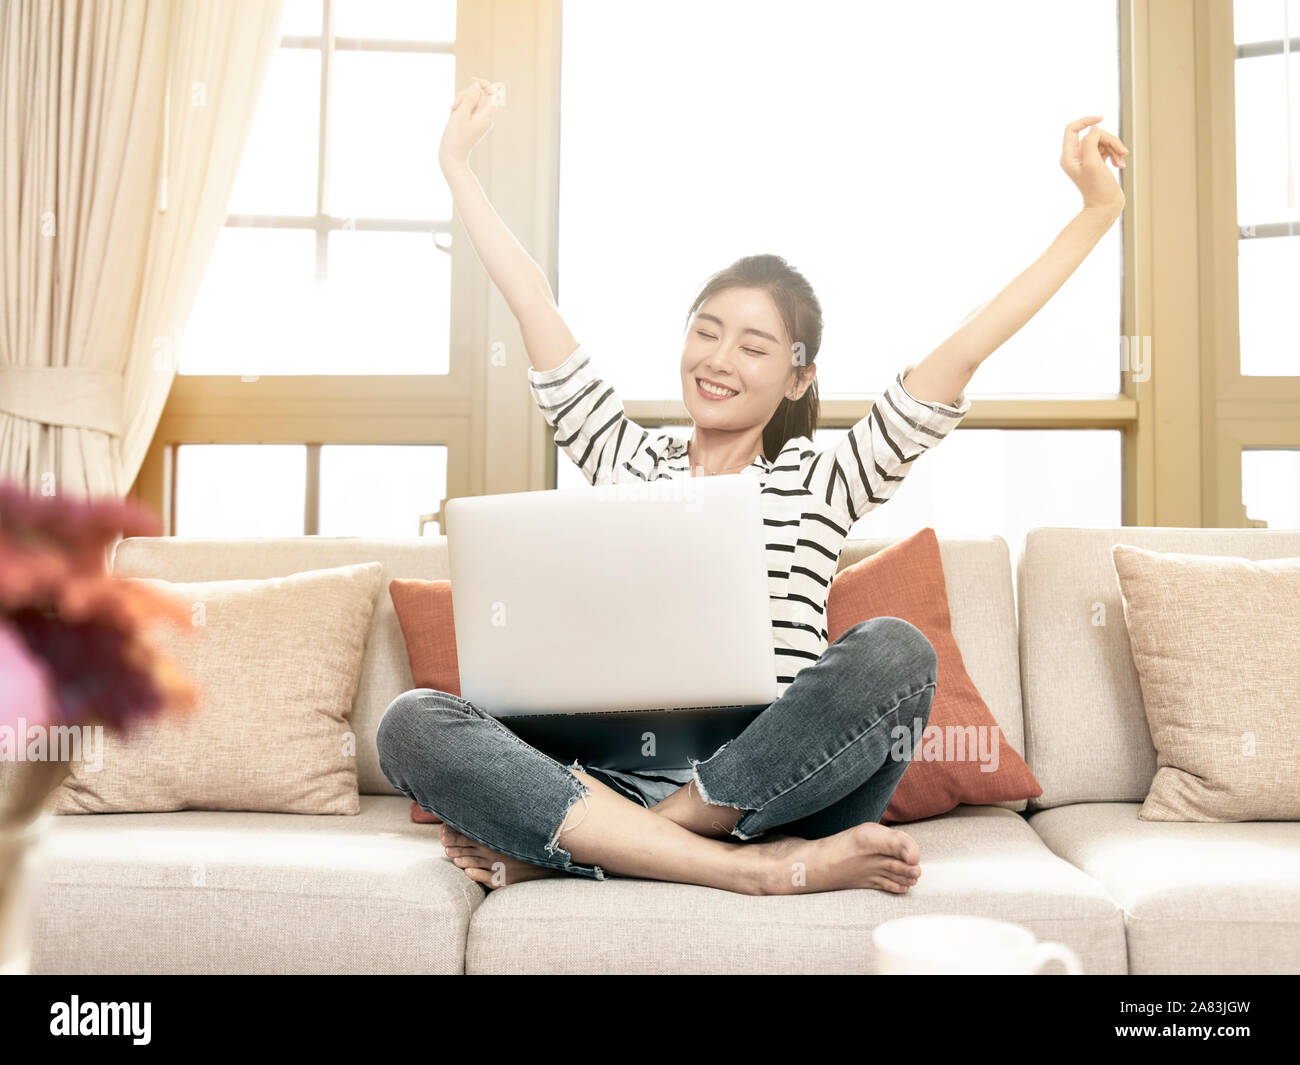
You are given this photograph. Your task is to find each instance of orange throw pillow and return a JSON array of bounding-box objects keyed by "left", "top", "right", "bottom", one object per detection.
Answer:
[
  {"left": 388, "top": 578, "right": 462, "bottom": 824},
  {"left": 826, "top": 527, "right": 1041, "bottom": 823}
]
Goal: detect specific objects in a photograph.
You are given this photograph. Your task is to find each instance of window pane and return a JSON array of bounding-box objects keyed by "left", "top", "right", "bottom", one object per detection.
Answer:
[
  {"left": 1234, "top": 0, "right": 1300, "bottom": 45},
  {"left": 226, "top": 48, "right": 320, "bottom": 216},
  {"left": 561, "top": 425, "right": 1122, "bottom": 555},
  {"left": 795, "top": 427, "right": 1119, "bottom": 551},
  {"left": 334, "top": 0, "right": 456, "bottom": 41},
  {"left": 330, "top": 52, "right": 454, "bottom": 219},
  {"left": 175, "top": 445, "right": 306, "bottom": 535},
  {"left": 1235, "top": 51, "right": 1300, "bottom": 226},
  {"left": 319, "top": 445, "right": 449, "bottom": 536},
  {"left": 555, "top": 442, "right": 589, "bottom": 490},
  {"left": 817, "top": 427, "right": 1123, "bottom": 549},
  {"left": 1238, "top": 235, "right": 1300, "bottom": 375},
  {"left": 182, "top": 228, "right": 317, "bottom": 374},
  {"left": 184, "top": 229, "right": 450, "bottom": 374},
  {"left": 280, "top": 0, "right": 322, "bottom": 36},
  {"left": 555, "top": 443, "right": 589, "bottom": 491},
  {"left": 322, "top": 231, "right": 450, "bottom": 373},
  {"left": 558, "top": 0, "right": 1122, "bottom": 400},
  {"left": 1242, "top": 448, "right": 1300, "bottom": 528}
]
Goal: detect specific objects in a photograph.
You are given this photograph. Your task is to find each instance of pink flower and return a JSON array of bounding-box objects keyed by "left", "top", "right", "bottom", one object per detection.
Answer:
[
  {"left": 0, "top": 479, "right": 198, "bottom": 733},
  {"left": 0, "top": 620, "right": 56, "bottom": 733}
]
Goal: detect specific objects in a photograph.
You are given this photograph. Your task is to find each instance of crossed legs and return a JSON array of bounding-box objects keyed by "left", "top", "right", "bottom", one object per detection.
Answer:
[{"left": 379, "top": 618, "right": 936, "bottom": 896}]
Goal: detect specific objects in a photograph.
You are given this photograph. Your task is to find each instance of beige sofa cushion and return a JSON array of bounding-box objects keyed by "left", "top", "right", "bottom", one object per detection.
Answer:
[
  {"left": 109, "top": 538, "right": 452, "bottom": 797},
  {"left": 1111, "top": 544, "right": 1300, "bottom": 821},
  {"left": 1030, "top": 803, "right": 1300, "bottom": 974},
  {"left": 1017, "top": 527, "right": 1300, "bottom": 809},
  {"left": 32, "top": 796, "right": 482, "bottom": 974},
  {"left": 51, "top": 562, "right": 383, "bottom": 815},
  {"left": 465, "top": 806, "right": 1126, "bottom": 974}
]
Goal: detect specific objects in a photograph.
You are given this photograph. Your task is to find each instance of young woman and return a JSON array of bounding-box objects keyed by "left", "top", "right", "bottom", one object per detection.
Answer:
[{"left": 378, "top": 76, "right": 1128, "bottom": 896}]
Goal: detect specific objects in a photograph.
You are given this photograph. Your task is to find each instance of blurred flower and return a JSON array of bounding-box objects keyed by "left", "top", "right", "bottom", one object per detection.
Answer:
[
  {"left": 0, "top": 480, "right": 199, "bottom": 741},
  {"left": 0, "top": 621, "right": 56, "bottom": 731},
  {"left": 0, "top": 482, "right": 157, "bottom": 571}
]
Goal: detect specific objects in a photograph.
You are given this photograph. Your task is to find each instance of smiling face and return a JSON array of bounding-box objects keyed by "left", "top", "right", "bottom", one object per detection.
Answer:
[{"left": 681, "top": 286, "right": 814, "bottom": 431}]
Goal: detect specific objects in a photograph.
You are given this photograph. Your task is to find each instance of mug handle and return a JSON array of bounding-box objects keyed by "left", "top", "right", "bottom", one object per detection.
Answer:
[{"left": 1031, "top": 941, "right": 1082, "bottom": 974}]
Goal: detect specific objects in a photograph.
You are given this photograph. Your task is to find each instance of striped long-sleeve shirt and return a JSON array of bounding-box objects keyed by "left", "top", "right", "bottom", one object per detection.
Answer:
[{"left": 527, "top": 343, "right": 971, "bottom": 700}]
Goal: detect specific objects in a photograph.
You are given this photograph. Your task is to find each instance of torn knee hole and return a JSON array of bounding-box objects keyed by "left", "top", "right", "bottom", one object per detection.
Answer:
[
  {"left": 560, "top": 792, "right": 591, "bottom": 834},
  {"left": 544, "top": 785, "right": 592, "bottom": 857}
]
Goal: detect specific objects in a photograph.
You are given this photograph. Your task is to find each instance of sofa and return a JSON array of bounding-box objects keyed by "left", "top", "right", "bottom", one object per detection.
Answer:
[{"left": 21, "top": 526, "right": 1300, "bottom": 975}]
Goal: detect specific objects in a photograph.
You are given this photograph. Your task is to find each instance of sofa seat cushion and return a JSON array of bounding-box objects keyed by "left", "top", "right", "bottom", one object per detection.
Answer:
[
  {"left": 1029, "top": 803, "right": 1300, "bottom": 974},
  {"left": 464, "top": 806, "right": 1126, "bottom": 974},
  {"left": 30, "top": 796, "right": 481, "bottom": 974}
]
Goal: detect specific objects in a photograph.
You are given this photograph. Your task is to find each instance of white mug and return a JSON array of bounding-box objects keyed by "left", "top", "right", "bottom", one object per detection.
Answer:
[{"left": 872, "top": 915, "right": 1083, "bottom": 974}]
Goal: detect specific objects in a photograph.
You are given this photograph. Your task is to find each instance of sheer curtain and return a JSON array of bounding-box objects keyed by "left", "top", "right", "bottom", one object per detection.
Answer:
[{"left": 0, "top": 0, "right": 284, "bottom": 499}]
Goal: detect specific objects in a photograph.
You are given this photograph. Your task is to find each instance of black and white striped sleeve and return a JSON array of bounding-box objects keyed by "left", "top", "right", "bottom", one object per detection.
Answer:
[
  {"left": 527, "top": 343, "right": 652, "bottom": 486},
  {"left": 822, "top": 362, "right": 971, "bottom": 521}
]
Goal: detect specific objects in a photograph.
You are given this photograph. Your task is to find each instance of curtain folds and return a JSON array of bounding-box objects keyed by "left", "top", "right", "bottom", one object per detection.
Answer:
[{"left": 0, "top": 0, "right": 284, "bottom": 499}]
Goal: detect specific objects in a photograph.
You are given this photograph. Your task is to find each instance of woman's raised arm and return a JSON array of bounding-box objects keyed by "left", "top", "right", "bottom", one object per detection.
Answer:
[
  {"left": 899, "top": 117, "right": 1128, "bottom": 407},
  {"left": 438, "top": 76, "right": 578, "bottom": 373}
]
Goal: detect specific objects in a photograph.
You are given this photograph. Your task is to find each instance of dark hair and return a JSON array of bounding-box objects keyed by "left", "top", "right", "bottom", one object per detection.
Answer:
[{"left": 683, "top": 253, "right": 823, "bottom": 462}]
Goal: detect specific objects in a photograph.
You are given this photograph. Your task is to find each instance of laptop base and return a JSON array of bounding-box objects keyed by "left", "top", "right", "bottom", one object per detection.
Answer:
[{"left": 499, "top": 705, "right": 768, "bottom": 773}]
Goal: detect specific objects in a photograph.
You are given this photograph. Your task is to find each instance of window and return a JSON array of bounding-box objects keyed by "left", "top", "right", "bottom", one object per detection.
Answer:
[
  {"left": 552, "top": 0, "right": 1128, "bottom": 541},
  {"left": 809, "top": 428, "right": 1123, "bottom": 546},
  {"left": 318, "top": 444, "right": 448, "bottom": 536},
  {"left": 175, "top": 445, "right": 307, "bottom": 537},
  {"left": 557, "top": 0, "right": 1122, "bottom": 400},
  {"left": 1234, "top": 0, "right": 1300, "bottom": 377},
  {"left": 1242, "top": 448, "right": 1300, "bottom": 528},
  {"left": 151, "top": 0, "right": 475, "bottom": 538},
  {"left": 184, "top": 0, "right": 456, "bottom": 375},
  {"left": 175, "top": 443, "right": 448, "bottom": 536},
  {"left": 556, "top": 425, "right": 1123, "bottom": 550},
  {"left": 1207, "top": 3, "right": 1300, "bottom": 528}
]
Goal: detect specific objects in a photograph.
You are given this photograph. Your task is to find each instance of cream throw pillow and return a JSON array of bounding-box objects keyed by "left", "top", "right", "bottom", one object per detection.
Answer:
[
  {"left": 51, "top": 562, "right": 383, "bottom": 815},
  {"left": 1111, "top": 543, "right": 1300, "bottom": 822}
]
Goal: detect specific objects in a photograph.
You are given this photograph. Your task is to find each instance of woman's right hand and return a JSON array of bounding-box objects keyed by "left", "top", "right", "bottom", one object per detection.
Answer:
[{"left": 439, "top": 76, "right": 500, "bottom": 169}]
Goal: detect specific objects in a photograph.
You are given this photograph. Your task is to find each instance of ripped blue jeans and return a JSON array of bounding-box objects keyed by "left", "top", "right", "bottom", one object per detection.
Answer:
[{"left": 375, "top": 616, "right": 937, "bottom": 882}]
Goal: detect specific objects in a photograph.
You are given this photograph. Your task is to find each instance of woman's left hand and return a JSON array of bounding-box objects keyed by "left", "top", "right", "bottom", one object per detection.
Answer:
[{"left": 1060, "top": 115, "right": 1128, "bottom": 213}]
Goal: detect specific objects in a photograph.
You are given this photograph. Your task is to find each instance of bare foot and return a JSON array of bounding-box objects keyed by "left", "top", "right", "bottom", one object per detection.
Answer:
[
  {"left": 411, "top": 801, "right": 442, "bottom": 824},
  {"left": 750, "top": 823, "right": 922, "bottom": 895},
  {"left": 439, "top": 824, "right": 562, "bottom": 889}
]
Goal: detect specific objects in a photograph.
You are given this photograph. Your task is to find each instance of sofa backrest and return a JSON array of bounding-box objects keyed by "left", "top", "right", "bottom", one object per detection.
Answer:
[
  {"left": 1017, "top": 526, "right": 1300, "bottom": 809},
  {"left": 111, "top": 533, "right": 1026, "bottom": 802}
]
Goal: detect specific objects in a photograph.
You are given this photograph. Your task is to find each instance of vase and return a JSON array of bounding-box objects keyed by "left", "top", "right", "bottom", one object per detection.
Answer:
[{"left": 0, "top": 809, "right": 54, "bottom": 975}]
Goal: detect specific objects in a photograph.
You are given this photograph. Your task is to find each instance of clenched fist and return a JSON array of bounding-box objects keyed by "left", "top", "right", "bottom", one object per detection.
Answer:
[{"left": 439, "top": 75, "right": 503, "bottom": 169}]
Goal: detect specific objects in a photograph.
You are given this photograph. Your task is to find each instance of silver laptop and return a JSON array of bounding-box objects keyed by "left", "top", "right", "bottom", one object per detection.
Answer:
[{"left": 444, "top": 473, "right": 777, "bottom": 770}]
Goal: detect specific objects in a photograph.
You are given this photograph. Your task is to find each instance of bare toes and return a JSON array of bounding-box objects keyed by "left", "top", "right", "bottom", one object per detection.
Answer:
[
  {"left": 463, "top": 867, "right": 498, "bottom": 887},
  {"left": 895, "top": 830, "right": 920, "bottom": 862}
]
